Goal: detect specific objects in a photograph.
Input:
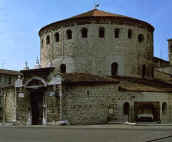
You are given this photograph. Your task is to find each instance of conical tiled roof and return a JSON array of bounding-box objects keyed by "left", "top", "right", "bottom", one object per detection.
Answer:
[
  {"left": 70, "top": 9, "right": 127, "bottom": 18},
  {"left": 39, "top": 9, "right": 154, "bottom": 36}
]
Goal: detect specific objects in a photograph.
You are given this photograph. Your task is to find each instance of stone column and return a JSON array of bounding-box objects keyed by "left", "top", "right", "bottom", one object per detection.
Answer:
[
  {"left": 27, "top": 110, "right": 31, "bottom": 125},
  {"left": 42, "top": 95, "right": 47, "bottom": 125},
  {"left": 59, "top": 84, "right": 63, "bottom": 120}
]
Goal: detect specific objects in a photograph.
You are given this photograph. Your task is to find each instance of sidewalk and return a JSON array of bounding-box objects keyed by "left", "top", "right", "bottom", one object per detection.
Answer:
[{"left": 0, "top": 122, "right": 172, "bottom": 129}]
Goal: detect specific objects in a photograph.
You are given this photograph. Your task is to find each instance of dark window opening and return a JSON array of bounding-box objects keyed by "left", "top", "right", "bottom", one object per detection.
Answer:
[
  {"left": 170, "top": 45, "right": 172, "bottom": 53},
  {"left": 128, "top": 29, "right": 132, "bottom": 39},
  {"left": 111, "top": 62, "right": 118, "bottom": 76},
  {"left": 41, "top": 39, "right": 43, "bottom": 45},
  {"left": 142, "top": 64, "right": 146, "bottom": 78},
  {"left": 81, "top": 28, "right": 88, "bottom": 38},
  {"left": 66, "top": 30, "right": 72, "bottom": 40},
  {"left": 114, "top": 28, "right": 120, "bottom": 38},
  {"left": 123, "top": 102, "right": 130, "bottom": 115},
  {"left": 8, "top": 76, "right": 12, "bottom": 85},
  {"left": 55, "top": 32, "right": 59, "bottom": 42},
  {"left": 99, "top": 27, "right": 105, "bottom": 38},
  {"left": 60, "top": 64, "right": 66, "bottom": 73},
  {"left": 138, "top": 34, "right": 144, "bottom": 42},
  {"left": 151, "top": 67, "right": 154, "bottom": 78},
  {"left": 46, "top": 35, "right": 50, "bottom": 45},
  {"left": 162, "top": 102, "right": 167, "bottom": 114}
]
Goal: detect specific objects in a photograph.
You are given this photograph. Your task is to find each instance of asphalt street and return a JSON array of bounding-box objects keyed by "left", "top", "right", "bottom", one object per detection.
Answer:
[{"left": 0, "top": 127, "right": 172, "bottom": 142}]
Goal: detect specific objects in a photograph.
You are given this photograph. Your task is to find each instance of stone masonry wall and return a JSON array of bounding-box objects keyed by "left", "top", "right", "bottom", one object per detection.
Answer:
[
  {"left": 63, "top": 84, "right": 118, "bottom": 124},
  {"left": 4, "top": 88, "right": 16, "bottom": 123},
  {"left": 40, "top": 20, "right": 153, "bottom": 78}
]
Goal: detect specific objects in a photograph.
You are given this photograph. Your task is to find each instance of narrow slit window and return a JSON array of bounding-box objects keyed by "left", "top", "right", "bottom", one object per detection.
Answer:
[
  {"left": 111, "top": 62, "right": 118, "bottom": 76},
  {"left": 81, "top": 28, "right": 88, "bottom": 38},
  {"left": 142, "top": 64, "right": 146, "bottom": 78},
  {"left": 60, "top": 64, "right": 66, "bottom": 73},
  {"left": 99, "top": 27, "right": 105, "bottom": 38},
  {"left": 128, "top": 29, "right": 132, "bottom": 39},
  {"left": 55, "top": 32, "right": 60, "bottom": 42},
  {"left": 66, "top": 30, "right": 72, "bottom": 40},
  {"left": 138, "top": 34, "right": 144, "bottom": 42},
  {"left": 114, "top": 28, "right": 120, "bottom": 38},
  {"left": 46, "top": 35, "right": 50, "bottom": 45}
]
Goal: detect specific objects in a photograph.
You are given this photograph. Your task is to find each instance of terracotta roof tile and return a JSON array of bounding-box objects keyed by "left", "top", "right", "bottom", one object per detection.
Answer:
[
  {"left": 71, "top": 9, "right": 127, "bottom": 18},
  {"left": 0, "top": 69, "right": 21, "bottom": 76},
  {"left": 39, "top": 9, "right": 154, "bottom": 36},
  {"left": 111, "top": 76, "right": 172, "bottom": 93},
  {"left": 61, "top": 72, "right": 119, "bottom": 84}
]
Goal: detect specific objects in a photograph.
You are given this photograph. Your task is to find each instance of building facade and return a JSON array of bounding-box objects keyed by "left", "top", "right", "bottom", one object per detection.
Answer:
[{"left": 1, "top": 9, "right": 172, "bottom": 125}]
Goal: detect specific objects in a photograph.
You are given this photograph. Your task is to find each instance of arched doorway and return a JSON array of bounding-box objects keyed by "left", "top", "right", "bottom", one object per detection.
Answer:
[
  {"left": 123, "top": 102, "right": 130, "bottom": 122},
  {"left": 30, "top": 90, "right": 44, "bottom": 125},
  {"left": 25, "top": 77, "right": 47, "bottom": 125}
]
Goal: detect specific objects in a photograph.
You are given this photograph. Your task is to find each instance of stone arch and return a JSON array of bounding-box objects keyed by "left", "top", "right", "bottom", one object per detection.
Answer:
[{"left": 24, "top": 77, "right": 47, "bottom": 88}]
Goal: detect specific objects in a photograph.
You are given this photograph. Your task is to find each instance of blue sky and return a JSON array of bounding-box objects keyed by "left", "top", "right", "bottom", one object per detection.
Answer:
[{"left": 0, "top": 0, "right": 171, "bottom": 70}]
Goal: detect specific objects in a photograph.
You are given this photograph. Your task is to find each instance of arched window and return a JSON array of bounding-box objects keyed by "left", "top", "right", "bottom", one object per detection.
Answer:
[
  {"left": 99, "top": 27, "right": 105, "bottom": 38},
  {"left": 111, "top": 62, "right": 118, "bottom": 76},
  {"left": 128, "top": 29, "right": 132, "bottom": 39},
  {"left": 123, "top": 102, "right": 130, "bottom": 115},
  {"left": 66, "top": 29, "right": 72, "bottom": 40},
  {"left": 142, "top": 64, "right": 146, "bottom": 78},
  {"left": 46, "top": 35, "right": 50, "bottom": 45},
  {"left": 162, "top": 102, "right": 167, "bottom": 114},
  {"left": 138, "top": 34, "right": 144, "bottom": 43},
  {"left": 55, "top": 32, "right": 59, "bottom": 42},
  {"left": 60, "top": 64, "right": 66, "bottom": 73},
  {"left": 114, "top": 28, "right": 120, "bottom": 38},
  {"left": 81, "top": 28, "right": 88, "bottom": 38}
]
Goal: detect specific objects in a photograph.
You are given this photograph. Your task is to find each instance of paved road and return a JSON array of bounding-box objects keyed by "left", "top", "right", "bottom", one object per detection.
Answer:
[{"left": 0, "top": 127, "right": 172, "bottom": 142}]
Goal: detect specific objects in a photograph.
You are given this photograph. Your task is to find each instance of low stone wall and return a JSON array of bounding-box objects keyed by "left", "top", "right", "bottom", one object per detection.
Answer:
[{"left": 62, "top": 84, "right": 118, "bottom": 125}]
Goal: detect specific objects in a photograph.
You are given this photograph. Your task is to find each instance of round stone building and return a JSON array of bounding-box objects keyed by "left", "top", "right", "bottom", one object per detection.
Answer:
[{"left": 39, "top": 9, "right": 154, "bottom": 78}]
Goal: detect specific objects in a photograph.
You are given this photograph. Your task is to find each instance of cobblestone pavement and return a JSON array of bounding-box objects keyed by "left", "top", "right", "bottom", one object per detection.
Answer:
[{"left": 0, "top": 125, "right": 172, "bottom": 142}]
